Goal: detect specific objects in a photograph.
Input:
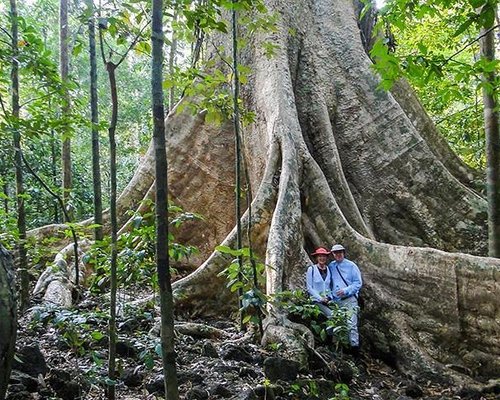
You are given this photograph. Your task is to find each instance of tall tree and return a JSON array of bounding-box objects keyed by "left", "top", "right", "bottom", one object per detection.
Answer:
[
  {"left": 86, "top": 0, "right": 103, "bottom": 241},
  {"left": 152, "top": 0, "right": 179, "bottom": 397},
  {"left": 10, "top": 0, "right": 29, "bottom": 310},
  {"left": 167, "top": 11, "right": 177, "bottom": 112},
  {"left": 479, "top": 8, "right": 500, "bottom": 257},
  {"left": 0, "top": 245, "right": 16, "bottom": 400},
  {"left": 98, "top": 11, "right": 149, "bottom": 399},
  {"left": 60, "top": 0, "right": 72, "bottom": 221}
]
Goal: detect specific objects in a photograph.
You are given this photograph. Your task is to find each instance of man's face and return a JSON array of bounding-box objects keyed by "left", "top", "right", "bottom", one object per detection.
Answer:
[{"left": 332, "top": 251, "right": 344, "bottom": 262}]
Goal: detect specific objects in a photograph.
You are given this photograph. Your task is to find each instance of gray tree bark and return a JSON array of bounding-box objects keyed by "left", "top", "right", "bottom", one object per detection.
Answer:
[
  {"left": 170, "top": 0, "right": 499, "bottom": 384},
  {"left": 479, "top": 22, "right": 500, "bottom": 257},
  {"left": 152, "top": 0, "right": 179, "bottom": 396},
  {"left": 0, "top": 244, "right": 16, "bottom": 400},
  {"left": 60, "top": 0, "right": 73, "bottom": 222}
]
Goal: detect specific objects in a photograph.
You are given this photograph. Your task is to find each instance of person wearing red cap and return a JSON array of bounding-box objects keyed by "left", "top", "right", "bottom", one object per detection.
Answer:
[{"left": 306, "top": 247, "right": 333, "bottom": 317}]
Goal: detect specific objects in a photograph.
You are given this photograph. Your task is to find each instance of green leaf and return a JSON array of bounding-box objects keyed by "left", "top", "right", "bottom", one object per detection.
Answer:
[
  {"left": 468, "top": 0, "right": 487, "bottom": 8},
  {"left": 479, "top": 5, "right": 495, "bottom": 28}
]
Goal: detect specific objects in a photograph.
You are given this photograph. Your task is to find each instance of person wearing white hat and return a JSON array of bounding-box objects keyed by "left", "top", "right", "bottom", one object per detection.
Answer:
[{"left": 329, "top": 244, "right": 362, "bottom": 356}]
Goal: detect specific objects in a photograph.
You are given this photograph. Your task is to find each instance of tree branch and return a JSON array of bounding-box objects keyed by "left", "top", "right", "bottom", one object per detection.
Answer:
[
  {"left": 443, "top": 23, "right": 500, "bottom": 65},
  {"left": 115, "top": 20, "right": 151, "bottom": 69}
]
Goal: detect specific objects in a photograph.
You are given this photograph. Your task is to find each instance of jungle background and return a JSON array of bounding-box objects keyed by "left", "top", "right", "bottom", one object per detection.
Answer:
[{"left": 1, "top": 0, "right": 499, "bottom": 399}]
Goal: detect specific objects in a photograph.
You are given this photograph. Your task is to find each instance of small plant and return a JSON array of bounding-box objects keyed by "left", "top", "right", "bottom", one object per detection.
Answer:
[
  {"left": 287, "top": 380, "right": 320, "bottom": 399},
  {"left": 272, "top": 290, "right": 351, "bottom": 348},
  {"left": 329, "top": 383, "right": 350, "bottom": 400},
  {"left": 216, "top": 245, "right": 267, "bottom": 331},
  {"left": 85, "top": 201, "right": 201, "bottom": 292}
]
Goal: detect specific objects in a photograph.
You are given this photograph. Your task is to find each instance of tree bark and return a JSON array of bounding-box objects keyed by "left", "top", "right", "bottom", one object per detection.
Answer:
[
  {"left": 0, "top": 244, "right": 16, "bottom": 400},
  {"left": 87, "top": 0, "right": 103, "bottom": 242},
  {"left": 105, "top": 61, "right": 118, "bottom": 400},
  {"left": 479, "top": 22, "right": 500, "bottom": 257},
  {"left": 60, "top": 0, "right": 73, "bottom": 222},
  {"left": 169, "top": 0, "right": 498, "bottom": 383},
  {"left": 152, "top": 0, "right": 179, "bottom": 397},
  {"left": 27, "top": 0, "right": 499, "bottom": 385},
  {"left": 10, "top": 0, "right": 29, "bottom": 311}
]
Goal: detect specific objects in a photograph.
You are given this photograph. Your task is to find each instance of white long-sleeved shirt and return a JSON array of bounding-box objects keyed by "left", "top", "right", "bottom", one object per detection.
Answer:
[{"left": 306, "top": 264, "right": 333, "bottom": 302}]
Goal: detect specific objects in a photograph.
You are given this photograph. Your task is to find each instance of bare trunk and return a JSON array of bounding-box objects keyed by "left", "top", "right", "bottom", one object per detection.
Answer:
[
  {"left": 0, "top": 245, "right": 16, "bottom": 400},
  {"left": 170, "top": 0, "right": 498, "bottom": 383},
  {"left": 10, "top": 0, "right": 29, "bottom": 311},
  {"left": 480, "top": 24, "right": 500, "bottom": 257},
  {"left": 87, "top": 0, "right": 103, "bottom": 241},
  {"left": 152, "top": 0, "right": 179, "bottom": 396},
  {"left": 106, "top": 62, "right": 118, "bottom": 400},
  {"left": 60, "top": 0, "right": 72, "bottom": 222}
]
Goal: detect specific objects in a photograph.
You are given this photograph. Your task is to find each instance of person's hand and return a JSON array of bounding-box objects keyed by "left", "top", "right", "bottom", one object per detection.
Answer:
[
  {"left": 321, "top": 297, "right": 329, "bottom": 304},
  {"left": 335, "top": 289, "right": 345, "bottom": 297}
]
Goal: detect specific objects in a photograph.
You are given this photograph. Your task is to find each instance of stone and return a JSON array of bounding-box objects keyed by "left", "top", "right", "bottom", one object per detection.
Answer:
[
  {"left": 145, "top": 375, "right": 164, "bottom": 394},
  {"left": 12, "top": 345, "right": 47, "bottom": 377},
  {"left": 186, "top": 385, "right": 209, "bottom": 400},
  {"left": 263, "top": 357, "right": 299, "bottom": 382},
  {"left": 115, "top": 340, "right": 138, "bottom": 358},
  {"left": 122, "top": 368, "right": 143, "bottom": 388},
  {"left": 201, "top": 341, "right": 219, "bottom": 358},
  {"left": 405, "top": 382, "right": 423, "bottom": 398},
  {"left": 221, "top": 345, "right": 254, "bottom": 364}
]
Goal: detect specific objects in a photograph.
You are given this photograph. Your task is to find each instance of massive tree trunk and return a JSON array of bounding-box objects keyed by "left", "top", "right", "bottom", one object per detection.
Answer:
[
  {"left": 170, "top": 0, "right": 498, "bottom": 384},
  {"left": 28, "top": 0, "right": 499, "bottom": 385}
]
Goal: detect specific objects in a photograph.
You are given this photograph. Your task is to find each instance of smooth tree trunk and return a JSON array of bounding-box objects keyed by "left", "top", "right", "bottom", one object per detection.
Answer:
[
  {"left": 87, "top": 0, "right": 103, "bottom": 241},
  {"left": 10, "top": 0, "right": 29, "bottom": 310},
  {"left": 0, "top": 245, "right": 16, "bottom": 400},
  {"left": 479, "top": 23, "right": 500, "bottom": 257},
  {"left": 167, "top": 11, "right": 177, "bottom": 113},
  {"left": 60, "top": 0, "right": 72, "bottom": 221},
  {"left": 50, "top": 130, "right": 60, "bottom": 223},
  {"left": 106, "top": 62, "right": 119, "bottom": 400},
  {"left": 152, "top": 0, "right": 179, "bottom": 397}
]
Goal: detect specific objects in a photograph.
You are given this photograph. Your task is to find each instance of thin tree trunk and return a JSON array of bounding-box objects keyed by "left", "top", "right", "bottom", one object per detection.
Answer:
[
  {"left": 167, "top": 11, "right": 177, "bottom": 112},
  {"left": 0, "top": 244, "right": 16, "bottom": 400},
  {"left": 87, "top": 0, "right": 103, "bottom": 241},
  {"left": 480, "top": 24, "right": 500, "bottom": 257},
  {"left": 50, "top": 129, "right": 60, "bottom": 223},
  {"left": 152, "top": 0, "right": 179, "bottom": 397},
  {"left": 60, "top": 0, "right": 72, "bottom": 221},
  {"left": 2, "top": 183, "right": 8, "bottom": 215},
  {"left": 10, "top": 0, "right": 29, "bottom": 311},
  {"left": 232, "top": 2, "right": 244, "bottom": 329},
  {"left": 106, "top": 62, "right": 118, "bottom": 400}
]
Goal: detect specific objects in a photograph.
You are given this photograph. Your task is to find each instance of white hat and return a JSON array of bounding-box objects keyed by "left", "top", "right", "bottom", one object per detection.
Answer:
[{"left": 330, "top": 244, "right": 346, "bottom": 252}]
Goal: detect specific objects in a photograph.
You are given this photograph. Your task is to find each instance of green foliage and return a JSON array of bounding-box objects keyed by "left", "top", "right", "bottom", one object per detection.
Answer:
[
  {"left": 272, "top": 290, "right": 351, "bottom": 347},
  {"left": 85, "top": 201, "right": 201, "bottom": 292},
  {"left": 30, "top": 305, "right": 109, "bottom": 356},
  {"left": 367, "top": 0, "right": 500, "bottom": 168},
  {"left": 216, "top": 245, "right": 267, "bottom": 327},
  {"left": 329, "top": 383, "right": 350, "bottom": 400}
]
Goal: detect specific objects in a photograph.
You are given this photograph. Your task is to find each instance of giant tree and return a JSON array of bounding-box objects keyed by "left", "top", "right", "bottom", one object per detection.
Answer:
[{"left": 25, "top": 0, "right": 500, "bottom": 386}]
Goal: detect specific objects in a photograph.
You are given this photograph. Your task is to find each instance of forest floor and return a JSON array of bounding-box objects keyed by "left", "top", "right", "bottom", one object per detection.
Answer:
[{"left": 7, "top": 288, "right": 499, "bottom": 400}]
